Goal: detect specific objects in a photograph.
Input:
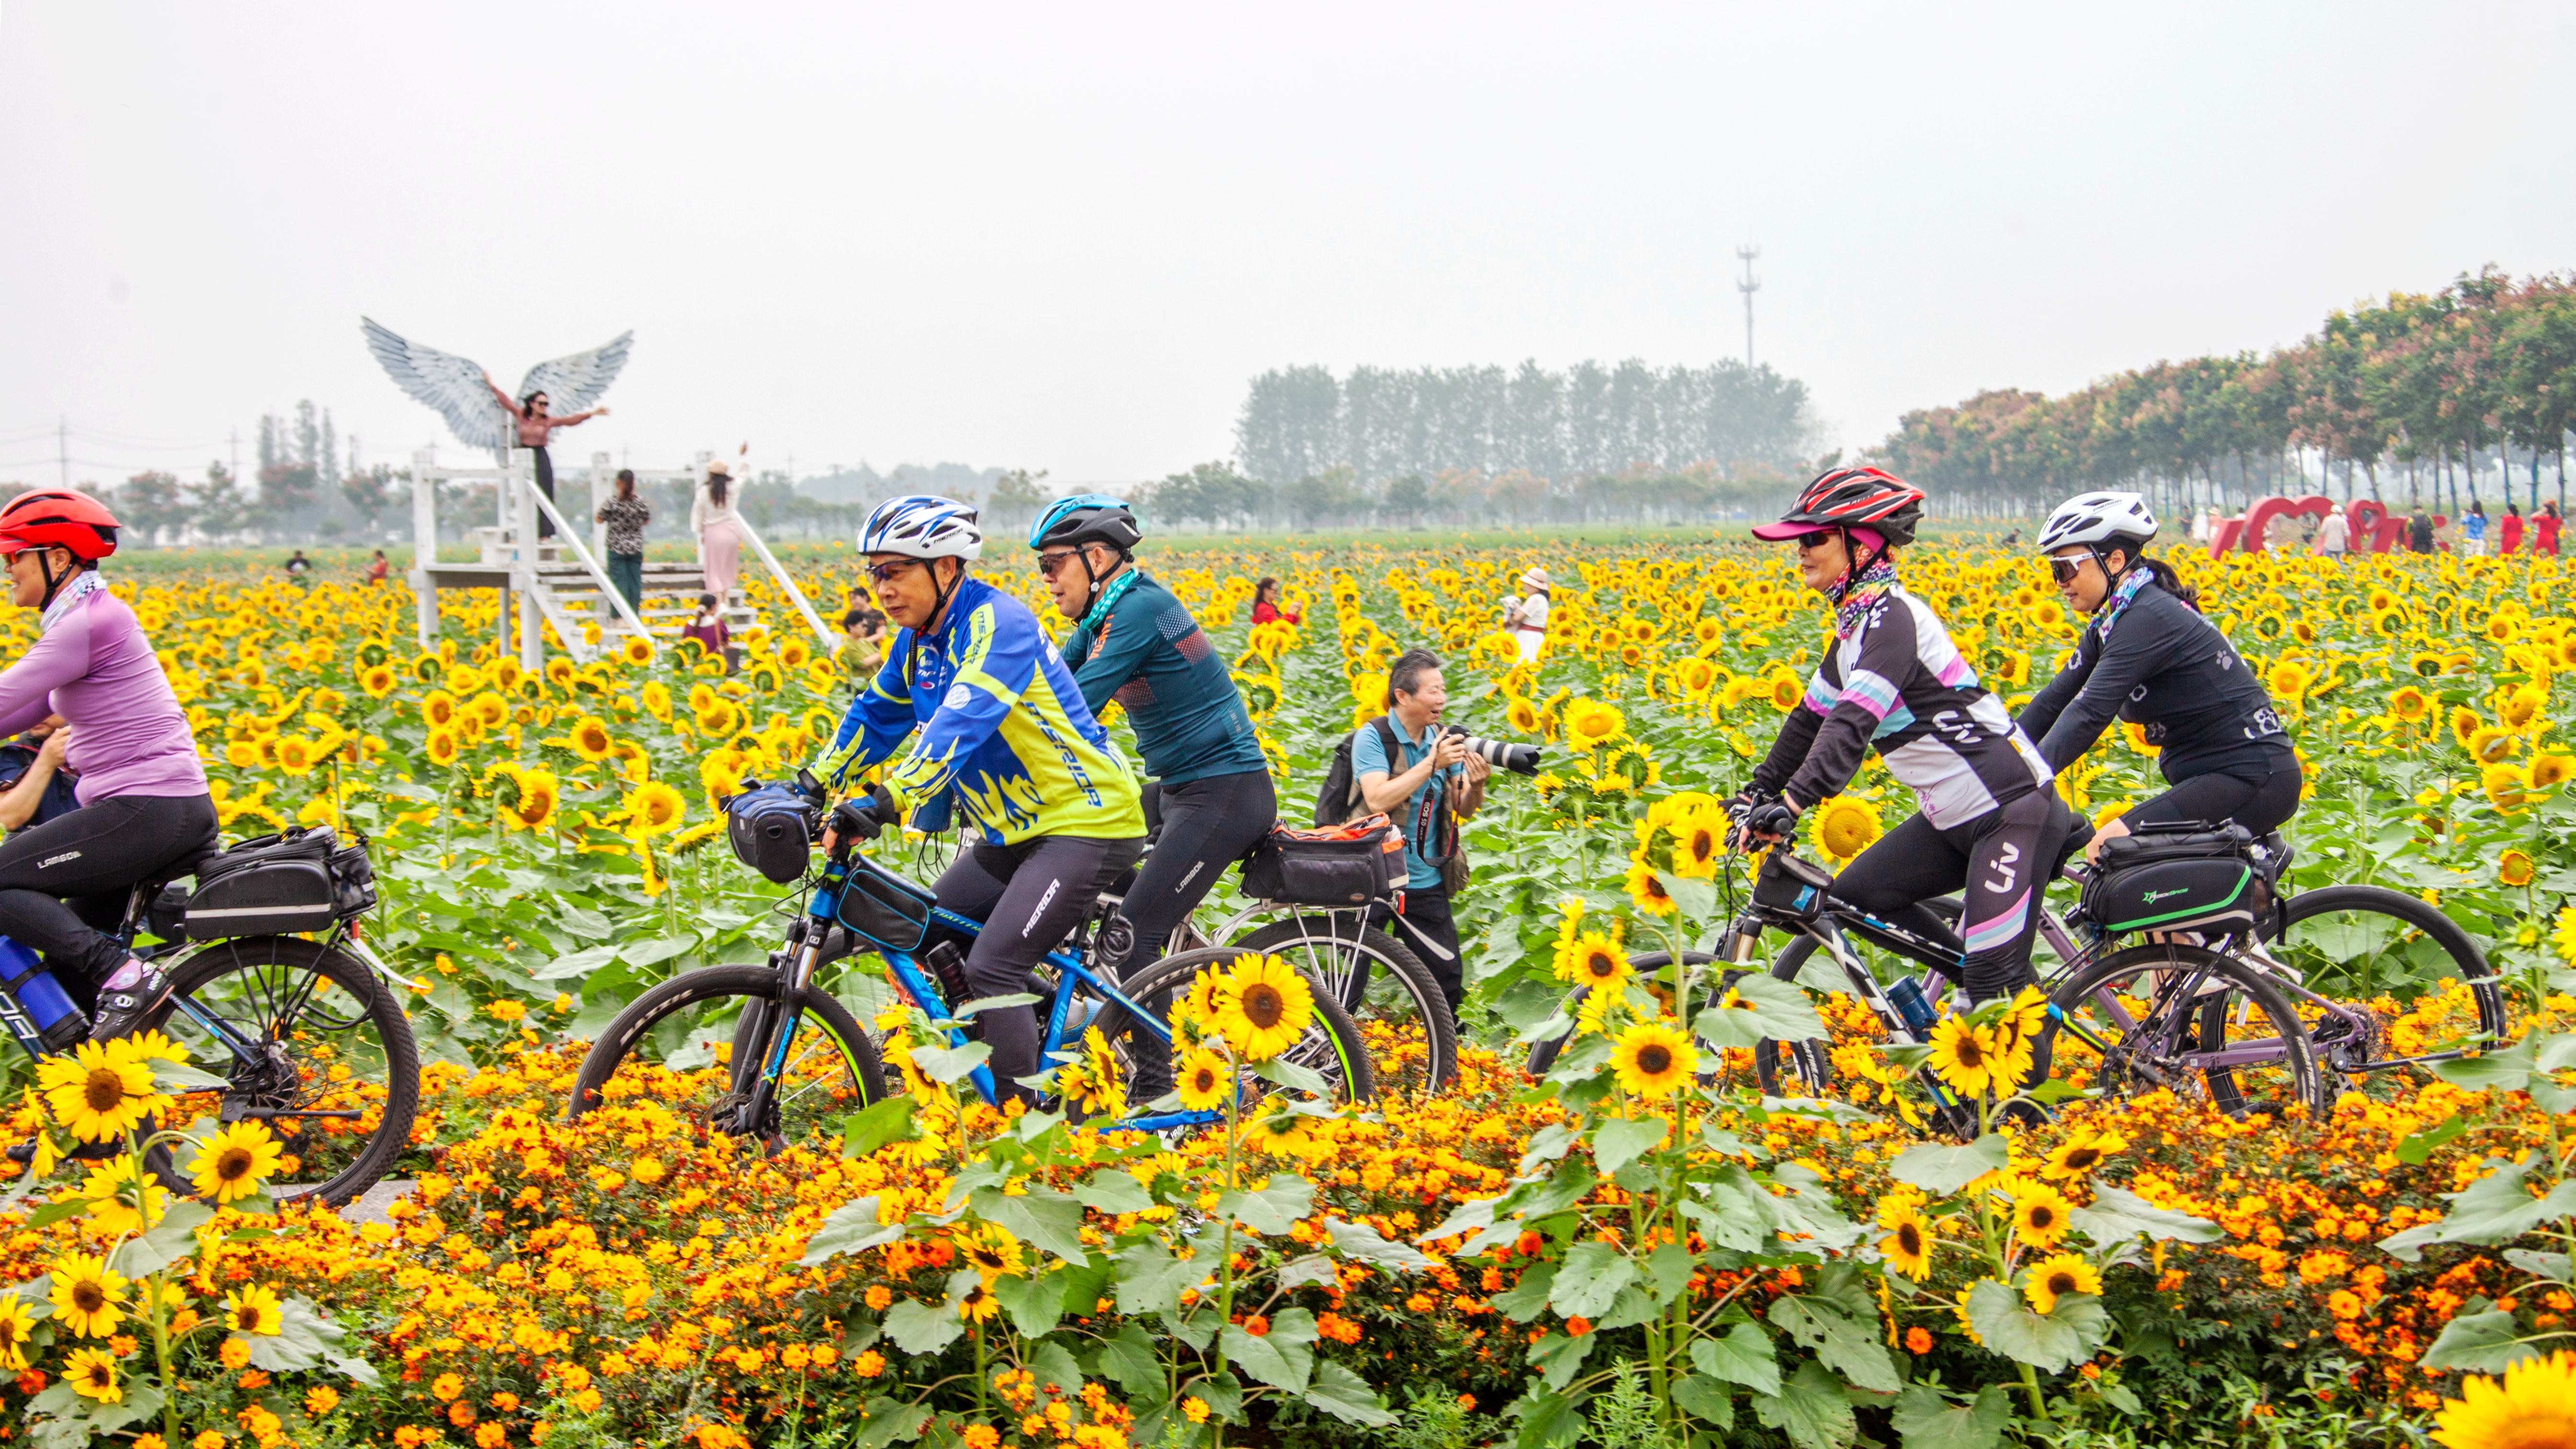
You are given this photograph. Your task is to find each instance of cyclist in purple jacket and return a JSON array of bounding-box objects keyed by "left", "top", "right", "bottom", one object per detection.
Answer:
[{"left": 0, "top": 491, "right": 215, "bottom": 1042}]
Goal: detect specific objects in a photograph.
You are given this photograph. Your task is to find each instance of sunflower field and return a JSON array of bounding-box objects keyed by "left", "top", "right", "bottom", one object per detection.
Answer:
[{"left": 0, "top": 536, "right": 2573, "bottom": 1449}]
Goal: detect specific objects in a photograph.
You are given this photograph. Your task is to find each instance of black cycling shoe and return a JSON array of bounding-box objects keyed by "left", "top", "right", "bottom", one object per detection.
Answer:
[{"left": 87, "top": 965, "right": 172, "bottom": 1042}]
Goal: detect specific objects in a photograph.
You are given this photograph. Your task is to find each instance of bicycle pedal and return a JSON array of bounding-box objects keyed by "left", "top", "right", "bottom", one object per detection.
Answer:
[{"left": 2233, "top": 941, "right": 2304, "bottom": 987}]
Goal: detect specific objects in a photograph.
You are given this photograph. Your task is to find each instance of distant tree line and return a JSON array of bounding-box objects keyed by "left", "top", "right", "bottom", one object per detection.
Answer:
[
  {"left": 1136, "top": 456, "right": 1812, "bottom": 532},
  {"left": 1881, "top": 267, "right": 2576, "bottom": 521}
]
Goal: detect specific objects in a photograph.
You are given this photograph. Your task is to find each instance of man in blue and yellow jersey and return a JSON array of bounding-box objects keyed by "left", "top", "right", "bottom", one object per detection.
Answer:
[{"left": 814, "top": 495, "right": 1146, "bottom": 1105}]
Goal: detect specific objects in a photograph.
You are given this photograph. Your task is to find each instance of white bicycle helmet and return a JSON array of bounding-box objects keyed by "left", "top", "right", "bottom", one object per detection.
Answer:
[
  {"left": 2037, "top": 491, "right": 2157, "bottom": 554},
  {"left": 860, "top": 494, "right": 984, "bottom": 561}
]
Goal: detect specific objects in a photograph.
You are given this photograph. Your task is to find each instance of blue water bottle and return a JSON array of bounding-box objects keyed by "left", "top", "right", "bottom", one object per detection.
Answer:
[
  {"left": 0, "top": 936, "right": 91, "bottom": 1052},
  {"left": 1885, "top": 976, "right": 1939, "bottom": 1038}
]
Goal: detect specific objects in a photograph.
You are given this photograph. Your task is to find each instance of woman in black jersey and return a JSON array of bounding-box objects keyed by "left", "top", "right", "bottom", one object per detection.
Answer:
[{"left": 2015, "top": 492, "right": 2299, "bottom": 861}]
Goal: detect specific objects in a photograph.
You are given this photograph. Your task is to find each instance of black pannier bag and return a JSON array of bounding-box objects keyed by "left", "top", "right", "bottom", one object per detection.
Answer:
[
  {"left": 1239, "top": 816, "right": 1406, "bottom": 907},
  {"left": 1753, "top": 851, "right": 1836, "bottom": 923},
  {"left": 185, "top": 828, "right": 339, "bottom": 940},
  {"left": 838, "top": 860, "right": 936, "bottom": 954}
]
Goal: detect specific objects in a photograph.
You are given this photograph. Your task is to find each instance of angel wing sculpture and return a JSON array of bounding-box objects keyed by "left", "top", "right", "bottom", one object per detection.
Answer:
[{"left": 359, "top": 317, "right": 633, "bottom": 457}]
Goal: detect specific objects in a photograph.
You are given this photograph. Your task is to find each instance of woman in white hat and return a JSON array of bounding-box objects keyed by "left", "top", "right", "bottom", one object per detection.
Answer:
[
  {"left": 1508, "top": 566, "right": 1550, "bottom": 663},
  {"left": 693, "top": 458, "right": 744, "bottom": 599}
]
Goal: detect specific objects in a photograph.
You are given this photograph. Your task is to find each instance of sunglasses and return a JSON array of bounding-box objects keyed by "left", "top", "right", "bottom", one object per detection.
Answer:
[
  {"left": 1794, "top": 529, "right": 1836, "bottom": 549},
  {"left": 1035, "top": 548, "right": 1085, "bottom": 579},
  {"left": 862, "top": 558, "right": 925, "bottom": 586},
  {"left": 2048, "top": 555, "right": 2092, "bottom": 584}
]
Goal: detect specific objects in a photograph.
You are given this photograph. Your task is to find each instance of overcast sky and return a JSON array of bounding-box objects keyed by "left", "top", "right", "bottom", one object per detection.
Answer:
[{"left": 4, "top": 2, "right": 2572, "bottom": 493}]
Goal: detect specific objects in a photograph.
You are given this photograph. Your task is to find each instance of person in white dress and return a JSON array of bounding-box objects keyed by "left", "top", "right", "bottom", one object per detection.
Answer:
[
  {"left": 1507, "top": 566, "right": 1550, "bottom": 663},
  {"left": 692, "top": 459, "right": 744, "bottom": 599}
]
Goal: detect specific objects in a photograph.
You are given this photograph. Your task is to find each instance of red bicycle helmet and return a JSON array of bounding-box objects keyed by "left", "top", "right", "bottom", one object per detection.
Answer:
[
  {"left": 0, "top": 489, "right": 120, "bottom": 561},
  {"left": 1751, "top": 467, "right": 1926, "bottom": 545}
]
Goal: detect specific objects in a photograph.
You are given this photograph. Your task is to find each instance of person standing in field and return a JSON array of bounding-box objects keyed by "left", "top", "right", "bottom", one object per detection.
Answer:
[
  {"left": 2501, "top": 502, "right": 2524, "bottom": 554},
  {"left": 1250, "top": 576, "right": 1300, "bottom": 624},
  {"left": 693, "top": 460, "right": 743, "bottom": 599},
  {"left": 366, "top": 549, "right": 389, "bottom": 584},
  {"left": 1506, "top": 567, "right": 1550, "bottom": 663},
  {"left": 2539, "top": 502, "right": 2564, "bottom": 557},
  {"left": 480, "top": 372, "right": 606, "bottom": 540},
  {"left": 2314, "top": 507, "right": 2350, "bottom": 562},
  {"left": 2461, "top": 500, "right": 2487, "bottom": 556},
  {"left": 595, "top": 468, "right": 651, "bottom": 614}
]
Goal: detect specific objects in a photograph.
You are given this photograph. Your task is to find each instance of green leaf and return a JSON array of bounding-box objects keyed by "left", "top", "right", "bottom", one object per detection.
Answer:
[
  {"left": 115, "top": 1200, "right": 214, "bottom": 1278},
  {"left": 1511, "top": 1389, "right": 1585, "bottom": 1449},
  {"left": 835, "top": 1099, "right": 921, "bottom": 1161},
  {"left": 1093, "top": 1322, "right": 1164, "bottom": 1397},
  {"left": 1548, "top": 1240, "right": 1638, "bottom": 1320},
  {"left": 1030, "top": 1338, "right": 1084, "bottom": 1397},
  {"left": 1659, "top": 872, "right": 1718, "bottom": 921},
  {"left": 619, "top": 934, "right": 695, "bottom": 970},
  {"left": 1190, "top": 1368, "right": 1244, "bottom": 1423},
  {"left": 21, "top": 1199, "right": 85, "bottom": 1230},
  {"left": 1222, "top": 1315, "right": 1315, "bottom": 1391},
  {"left": 912, "top": 1040, "right": 992, "bottom": 1086},
  {"left": 1719, "top": 971, "right": 1829, "bottom": 1043},
  {"left": 1643, "top": 1241, "right": 1694, "bottom": 1303},
  {"left": 151, "top": 1058, "right": 231, "bottom": 1091},
  {"left": 1690, "top": 1320, "right": 1780, "bottom": 1397},
  {"left": 2379, "top": 1160, "right": 2576, "bottom": 1261},
  {"left": 1517, "top": 1122, "right": 1578, "bottom": 1173},
  {"left": 853, "top": 1397, "right": 934, "bottom": 1449},
  {"left": 2420, "top": 1303, "right": 2543, "bottom": 1373},
  {"left": 1768, "top": 1296, "right": 1902, "bottom": 1394},
  {"left": 1254, "top": 1054, "right": 1330, "bottom": 1098},
  {"left": 1417, "top": 1194, "right": 1497, "bottom": 1246},
  {"left": 1672, "top": 1373, "right": 1736, "bottom": 1430},
  {"left": 2394, "top": 1113, "right": 2473, "bottom": 1166},
  {"left": 801, "top": 1197, "right": 902, "bottom": 1265},
  {"left": 1961, "top": 1279, "right": 2104, "bottom": 1373},
  {"left": 1888, "top": 1134, "right": 2010, "bottom": 1194},
  {"left": 1112, "top": 1242, "right": 1204, "bottom": 1318},
  {"left": 973, "top": 1187, "right": 1090, "bottom": 1264},
  {"left": 993, "top": 1269, "right": 1066, "bottom": 1338},
  {"left": 1491, "top": 1261, "right": 1557, "bottom": 1322},
  {"left": 1528, "top": 1329, "right": 1596, "bottom": 1391},
  {"left": 1306, "top": 1359, "right": 1397, "bottom": 1427},
  {"left": 1219, "top": 1173, "right": 1314, "bottom": 1236},
  {"left": 1275, "top": 1255, "right": 1339, "bottom": 1290},
  {"left": 1751, "top": 1361, "right": 1858, "bottom": 1449},
  {"left": 533, "top": 942, "right": 619, "bottom": 982},
  {"left": 1326, "top": 1217, "right": 1433, "bottom": 1270},
  {"left": 245, "top": 1295, "right": 343, "bottom": 1374},
  {"left": 1071, "top": 1168, "right": 1154, "bottom": 1215},
  {"left": 883, "top": 1293, "right": 966, "bottom": 1356},
  {"left": 2432, "top": 1037, "right": 2537, "bottom": 1092},
  {"left": 956, "top": 992, "right": 1044, "bottom": 1020},
  {"left": 2068, "top": 1184, "right": 2223, "bottom": 1246},
  {"left": 1890, "top": 1384, "right": 2012, "bottom": 1449},
  {"left": 1591, "top": 1115, "right": 1669, "bottom": 1177}
]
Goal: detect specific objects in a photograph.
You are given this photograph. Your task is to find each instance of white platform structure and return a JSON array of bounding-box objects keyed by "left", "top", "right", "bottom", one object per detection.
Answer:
[{"left": 407, "top": 447, "right": 834, "bottom": 671}]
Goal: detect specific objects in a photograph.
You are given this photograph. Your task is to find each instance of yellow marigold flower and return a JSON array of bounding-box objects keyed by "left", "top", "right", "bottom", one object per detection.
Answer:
[
  {"left": 2022, "top": 1253, "right": 2102, "bottom": 1315},
  {"left": 1610, "top": 1020, "right": 1696, "bottom": 1098}
]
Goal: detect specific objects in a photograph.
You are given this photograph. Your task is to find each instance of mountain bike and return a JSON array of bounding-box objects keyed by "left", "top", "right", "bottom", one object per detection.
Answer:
[
  {"left": 566, "top": 775, "right": 1374, "bottom": 1145},
  {"left": 4, "top": 828, "right": 419, "bottom": 1209}
]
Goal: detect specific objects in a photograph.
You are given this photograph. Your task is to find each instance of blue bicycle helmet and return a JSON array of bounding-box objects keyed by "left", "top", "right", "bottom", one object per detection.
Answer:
[{"left": 1029, "top": 494, "right": 1144, "bottom": 554}]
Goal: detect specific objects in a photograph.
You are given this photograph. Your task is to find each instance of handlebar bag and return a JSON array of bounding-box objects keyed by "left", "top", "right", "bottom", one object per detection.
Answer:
[
  {"left": 2082, "top": 856, "right": 2258, "bottom": 936},
  {"left": 1239, "top": 816, "right": 1405, "bottom": 906},
  {"left": 726, "top": 784, "right": 816, "bottom": 885},
  {"left": 837, "top": 858, "right": 936, "bottom": 954},
  {"left": 185, "top": 828, "right": 337, "bottom": 940},
  {"left": 1752, "top": 852, "right": 1836, "bottom": 923}
]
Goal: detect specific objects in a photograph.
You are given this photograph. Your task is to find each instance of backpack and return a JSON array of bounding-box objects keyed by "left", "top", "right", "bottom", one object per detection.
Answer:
[
  {"left": 0, "top": 743, "right": 79, "bottom": 830},
  {"left": 1313, "top": 716, "right": 1404, "bottom": 827}
]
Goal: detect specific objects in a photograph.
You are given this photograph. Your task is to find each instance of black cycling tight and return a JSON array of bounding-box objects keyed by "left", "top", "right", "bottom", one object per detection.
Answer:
[
  {"left": 1097, "top": 769, "right": 1277, "bottom": 1097},
  {"left": 0, "top": 793, "right": 217, "bottom": 999},
  {"left": 2121, "top": 757, "right": 2303, "bottom": 840},
  {"left": 931, "top": 833, "right": 1143, "bottom": 1105},
  {"left": 1832, "top": 788, "right": 2076, "bottom": 1005}
]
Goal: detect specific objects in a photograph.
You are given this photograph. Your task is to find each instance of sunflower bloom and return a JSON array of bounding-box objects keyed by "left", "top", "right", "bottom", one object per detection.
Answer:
[
  {"left": 955, "top": 1223, "right": 1026, "bottom": 1284},
  {"left": 1810, "top": 796, "right": 1884, "bottom": 864},
  {"left": 47, "top": 1254, "right": 128, "bottom": 1338},
  {"left": 1925, "top": 1017, "right": 1996, "bottom": 1098},
  {"left": 38, "top": 1038, "right": 165, "bottom": 1143},
  {"left": 1623, "top": 860, "right": 1676, "bottom": 917},
  {"left": 2022, "top": 1253, "right": 2102, "bottom": 1315},
  {"left": 1209, "top": 954, "right": 1314, "bottom": 1062},
  {"left": 1879, "top": 1205, "right": 1936, "bottom": 1281},
  {"left": 189, "top": 1121, "right": 285, "bottom": 1204},
  {"left": 66, "top": 1346, "right": 120, "bottom": 1403},
  {"left": 2433, "top": 1350, "right": 2576, "bottom": 1449},
  {"left": 1554, "top": 932, "right": 1631, "bottom": 989},
  {"left": 1174, "top": 1049, "right": 1231, "bottom": 1111},
  {"left": 1610, "top": 1021, "right": 1696, "bottom": 1098},
  {"left": 2010, "top": 1181, "right": 2076, "bottom": 1250},
  {"left": 2041, "top": 1128, "right": 2128, "bottom": 1181},
  {"left": 225, "top": 1284, "right": 285, "bottom": 1337}
]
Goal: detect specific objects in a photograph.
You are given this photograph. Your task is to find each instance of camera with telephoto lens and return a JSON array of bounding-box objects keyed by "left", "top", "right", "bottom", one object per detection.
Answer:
[{"left": 1442, "top": 725, "right": 1541, "bottom": 776}]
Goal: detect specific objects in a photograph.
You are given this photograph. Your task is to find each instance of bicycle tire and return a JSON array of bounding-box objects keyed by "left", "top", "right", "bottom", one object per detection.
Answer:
[
  {"left": 1751, "top": 935, "right": 1841, "bottom": 1098},
  {"left": 2052, "top": 942, "right": 2329, "bottom": 1118},
  {"left": 567, "top": 965, "right": 889, "bottom": 1146},
  {"left": 141, "top": 936, "right": 420, "bottom": 1210},
  {"left": 2265, "top": 884, "right": 2508, "bottom": 1073},
  {"left": 1522, "top": 953, "right": 1721, "bottom": 1078},
  {"left": 1234, "top": 915, "right": 1457, "bottom": 1094},
  {"left": 1087, "top": 945, "right": 1376, "bottom": 1114}
]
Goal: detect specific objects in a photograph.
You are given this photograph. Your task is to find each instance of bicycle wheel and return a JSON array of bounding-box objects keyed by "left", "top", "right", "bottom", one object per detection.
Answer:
[
  {"left": 2050, "top": 942, "right": 2328, "bottom": 1118},
  {"left": 1233, "top": 914, "right": 1457, "bottom": 1095},
  {"left": 568, "top": 965, "right": 888, "bottom": 1147},
  {"left": 1087, "top": 946, "right": 1375, "bottom": 1119},
  {"left": 2262, "top": 885, "right": 2508, "bottom": 1075},
  {"left": 1751, "top": 935, "right": 1844, "bottom": 1099},
  {"left": 1523, "top": 953, "right": 1724, "bottom": 1078},
  {"left": 141, "top": 936, "right": 420, "bottom": 1209}
]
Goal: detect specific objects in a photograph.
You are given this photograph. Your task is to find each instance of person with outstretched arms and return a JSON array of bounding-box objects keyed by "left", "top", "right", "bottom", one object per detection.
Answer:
[
  {"left": 2015, "top": 492, "right": 2298, "bottom": 858},
  {"left": 0, "top": 491, "right": 218, "bottom": 1042},
  {"left": 810, "top": 496, "right": 1146, "bottom": 1107},
  {"left": 1028, "top": 496, "right": 1275, "bottom": 1101},
  {"left": 1736, "top": 469, "right": 2074, "bottom": 1074}
]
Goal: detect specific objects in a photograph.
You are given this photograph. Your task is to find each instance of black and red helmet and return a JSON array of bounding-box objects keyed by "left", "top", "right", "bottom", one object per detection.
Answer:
[
  {"left": 1751, "top": 467, "right": 1925, "bottom": 546},
  {"left": 0, "top": 489, "right": 120, "bottom": 561}
]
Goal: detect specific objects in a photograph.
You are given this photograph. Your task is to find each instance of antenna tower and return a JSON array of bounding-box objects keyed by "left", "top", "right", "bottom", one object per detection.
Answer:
[{"left": 1735, "top": 245, "right": 1762, "bottom": 366}]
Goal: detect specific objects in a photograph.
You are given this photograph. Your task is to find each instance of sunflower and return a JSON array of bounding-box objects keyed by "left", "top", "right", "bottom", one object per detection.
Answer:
[
  {"left": 1598, "top": 742, "right": 1658, "bottom": 794},
  {"left": 1767, "top": 674, "right": 1804, "bottom": 712},
  {"left": 469, "top": 691, "right": 509, "bottom": 727},
  {"left": 0, "top": 1296, "right": 34, "bottom": 1372},
  {"left": 2041, "top": 1128, "right": 2129, "bottom": 1181},
  {"left": 955, "top": 1223, "right": 1026, "bottom": 1284},
  {"left": 1623, "top": 859, "right": 1676, "bottom": 916},
  {"left": 79, "top": 1155, "right": 171, "bottom": 1236},
  {"left": 503, "top": 769, "right": 561, "bottom": 832},
  {"left": 1062, "top": 1027, "right": 1125, "bottom": 1119},
  {"left": 2502, "top": 683, "right": 2550, "bottom": 732},
  {"left": 1925, "top": 1016, "right": 1996, "bottom": 1098},
  {"left": 1670, "top": 808, "right": 1726, "bottom": 879},
  {"left": 958, "top": 1281, "right": 1002, "bottom": 1323},
  {"left": 2485, "top": 762, "right": 2532, "bottom": 814},
  {"left": 2467, "top": 726, "right": 2518, "bottom": 764},
  {"left": 1878, "top": 1204, "right": 1936, "bottom": 1281},
  {"left": 2452, "top": 707, "right": 2485, "bottom": 749},
  {"left": 1210, "top": 954, "right": 1315, "bottom": 1062},
  {"left": 2501, "top": 851, "right": 2539, "bottom": 888},
  {"left": 2407, "top": 651, "right": 2448, "bottom": 679},
  {"left": 2022, "top": 1253, "right": 2102, "bottom": 1315},
  {"left": 1609, "top": 1020, "right": 1697, "bottom": 1098},
  {"left": 622, "top": 634, "right": 657, "bottom": 666},
  {"left": 358, "top": 664, "right": 397, "bottom": 699},
  {"left": 1810, "top": 796, "right": 1883, "bottom": 864},
  {"left": 421, "top": 689, "right": 458, "bottom": 729},
  {"left": 65, "top": 1346, "right": 119, "bottom": 1404},
  {"left": 189, "top": 1120, "right": 284, "bottom": 1204},
  {"left": 47, "top": 1253, "right": 128, "bottom": 1338},
  {"left": 37, "top": 1038, "right": 164, "bottom": 1143},
  {"left": 2389, "top": 685, "right": 2433, "bottom": 723},
  {"left": 1562, "top": 698, "right": 1626, "bottom": 750},
  {"left": 696, "top": 700, "right": 744, "bottom": 738},
  {"left": 1174, "top": 1049, "right": 1231, "bottom": 1111},
  {"left": 274, "top": 735, "right": 320, "bottom": 776},
  {"left": 225, "top": 1283, "right": 285, "bottom": 1337},
  {"left": 1505, "top": 697, "right": 1543, "bottom": 733},
  {"left": 1555, "top": 931, "right": 1631, "bottom": 989},
  {"left": 425, "top": 726, "right": 461, "bottom": 767},
  {"left": 625, "top": 781, "right": 687, "bottom": 837},
  {"left": 2010, "top": 1181, "right": 2076, "bottom": 1250},
  {"left": 567, "top": 714, "right": 615, "bottom": 761},
  {"left": 2532, "top": 752, "right": 2576, "bottom": 790},
  {"left": 2266, "top": 660, "right": 2312, "bottom": 701},
  {"left": 2432, "top": 1350, "right": 2576, "bottom": 1449},
  {"left": 410, "top": 653, "right": 445, "bottom": 683},
  {"left": 1245, "top": 1102, "right": 1315, "bottom": 1159}
]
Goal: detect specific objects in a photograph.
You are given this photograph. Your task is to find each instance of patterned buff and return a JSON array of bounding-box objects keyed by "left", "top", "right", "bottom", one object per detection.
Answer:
[
  {"left": 2092, "top": 563, "right": 2153, "bottom": 642},
  {"left": 1829, "top": 556, "right": 1899, "bottom": 640},
  {"left": 39, "top": 569, "right": 105, "bottom": 635},
  {"left": 1077, "top": 566, "right": 1144, "bottom": 633}
]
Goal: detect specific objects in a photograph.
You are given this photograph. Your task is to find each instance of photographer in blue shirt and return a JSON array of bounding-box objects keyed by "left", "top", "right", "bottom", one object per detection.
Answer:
[{"left": 1352, "top": 648, "right": 1487, "bottom": 1023}]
